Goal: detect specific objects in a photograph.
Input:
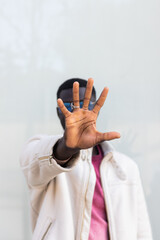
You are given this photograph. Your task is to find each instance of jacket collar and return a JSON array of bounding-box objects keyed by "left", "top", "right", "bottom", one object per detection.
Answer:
[
  {"left": 85, "top": 141, "right": 127, "bottom": 181},
  {"left": 100, "top": 141, "right": 115, "bottom": 156}
]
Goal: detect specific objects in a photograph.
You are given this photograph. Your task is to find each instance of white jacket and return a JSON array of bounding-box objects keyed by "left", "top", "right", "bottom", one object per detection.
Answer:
[{"left": 20, "top": 135, "right": 152, "bottom": 240}]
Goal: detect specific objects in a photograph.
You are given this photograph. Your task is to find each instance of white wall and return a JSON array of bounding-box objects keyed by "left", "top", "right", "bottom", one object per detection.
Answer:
[{"left": 0, "top": 0, "right": 160, "bottom": 239}]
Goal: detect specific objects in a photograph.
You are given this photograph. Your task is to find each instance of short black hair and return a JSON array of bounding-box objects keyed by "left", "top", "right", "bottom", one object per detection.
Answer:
[{"left": 57, "top": 78, "right": 96, "bottom": 99}]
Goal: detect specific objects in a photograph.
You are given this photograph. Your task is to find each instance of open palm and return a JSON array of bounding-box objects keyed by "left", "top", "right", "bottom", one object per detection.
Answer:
[{"left": 57, "top": 78, "right": 120, "bottom": 149}]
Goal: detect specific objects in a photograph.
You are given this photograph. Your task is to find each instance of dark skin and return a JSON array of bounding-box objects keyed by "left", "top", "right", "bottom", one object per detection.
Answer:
[{"left": 53, "top": 78, "right": 120, "bottom": 161}]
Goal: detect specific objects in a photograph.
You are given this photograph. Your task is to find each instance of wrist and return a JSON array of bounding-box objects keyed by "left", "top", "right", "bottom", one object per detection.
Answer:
[
  {"left": 61, "top": 136, "right": 80, "bottom": 154},
  {"left": 53, "top": 137, "right": 80, "bottom": 161}
]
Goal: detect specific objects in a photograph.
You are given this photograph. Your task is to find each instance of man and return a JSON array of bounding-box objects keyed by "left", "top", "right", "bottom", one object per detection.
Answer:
[{"left": 20, "top": 78, "right": 152, "bottom": 240}]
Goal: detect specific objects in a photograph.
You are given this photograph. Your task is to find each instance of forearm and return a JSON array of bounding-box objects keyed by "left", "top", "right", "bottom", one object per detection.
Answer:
[{"left": 20, "top": 135, "right": 80, "bottom": 187}]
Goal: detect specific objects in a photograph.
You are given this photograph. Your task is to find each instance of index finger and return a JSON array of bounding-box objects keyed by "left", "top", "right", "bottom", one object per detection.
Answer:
[{"left": 92, "top": 87, "right": 109, "bottom": 115}]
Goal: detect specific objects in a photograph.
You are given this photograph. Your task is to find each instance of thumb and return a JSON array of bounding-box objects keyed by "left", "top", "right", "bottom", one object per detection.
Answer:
[{"left": 96, "top": 131, "right": 121, "bottom": 143}]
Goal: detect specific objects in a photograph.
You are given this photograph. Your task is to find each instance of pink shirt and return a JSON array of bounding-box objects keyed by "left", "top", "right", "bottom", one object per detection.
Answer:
[{"left": 88, "top": 145, "right": 110, "bottom": 240}]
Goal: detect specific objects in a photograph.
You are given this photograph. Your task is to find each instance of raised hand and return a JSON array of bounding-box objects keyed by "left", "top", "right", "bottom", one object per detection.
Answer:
[{"left": 57, "top": 78, "right": 120, "bottom": 150}]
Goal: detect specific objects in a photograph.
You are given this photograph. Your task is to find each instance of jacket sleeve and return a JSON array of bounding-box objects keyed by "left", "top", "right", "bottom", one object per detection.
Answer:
[
  {"left": 137, "top": 170, "right": 153, "bottom": 240},
  {"left": 20, "top": 134, "right": 80, "bottom": 188}
]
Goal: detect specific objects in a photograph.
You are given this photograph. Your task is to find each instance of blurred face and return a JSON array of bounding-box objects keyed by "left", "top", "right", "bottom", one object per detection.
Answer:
[{"left": 57, "top": 87, "right": 96, "bottom": 129}]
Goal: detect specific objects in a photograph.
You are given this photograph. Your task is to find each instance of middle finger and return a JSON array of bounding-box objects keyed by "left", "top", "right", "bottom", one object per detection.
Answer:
[
  {"left": 73, "top": 81, "right": 79, "bottom": 111},
  {"left": 82, "top": 78, "right": 94, "bottom": 110}
]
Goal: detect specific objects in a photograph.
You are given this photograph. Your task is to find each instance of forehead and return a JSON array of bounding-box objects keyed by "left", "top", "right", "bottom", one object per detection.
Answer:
[{"left": 59, "top": 87, "right": 95, "bottom": 102}]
